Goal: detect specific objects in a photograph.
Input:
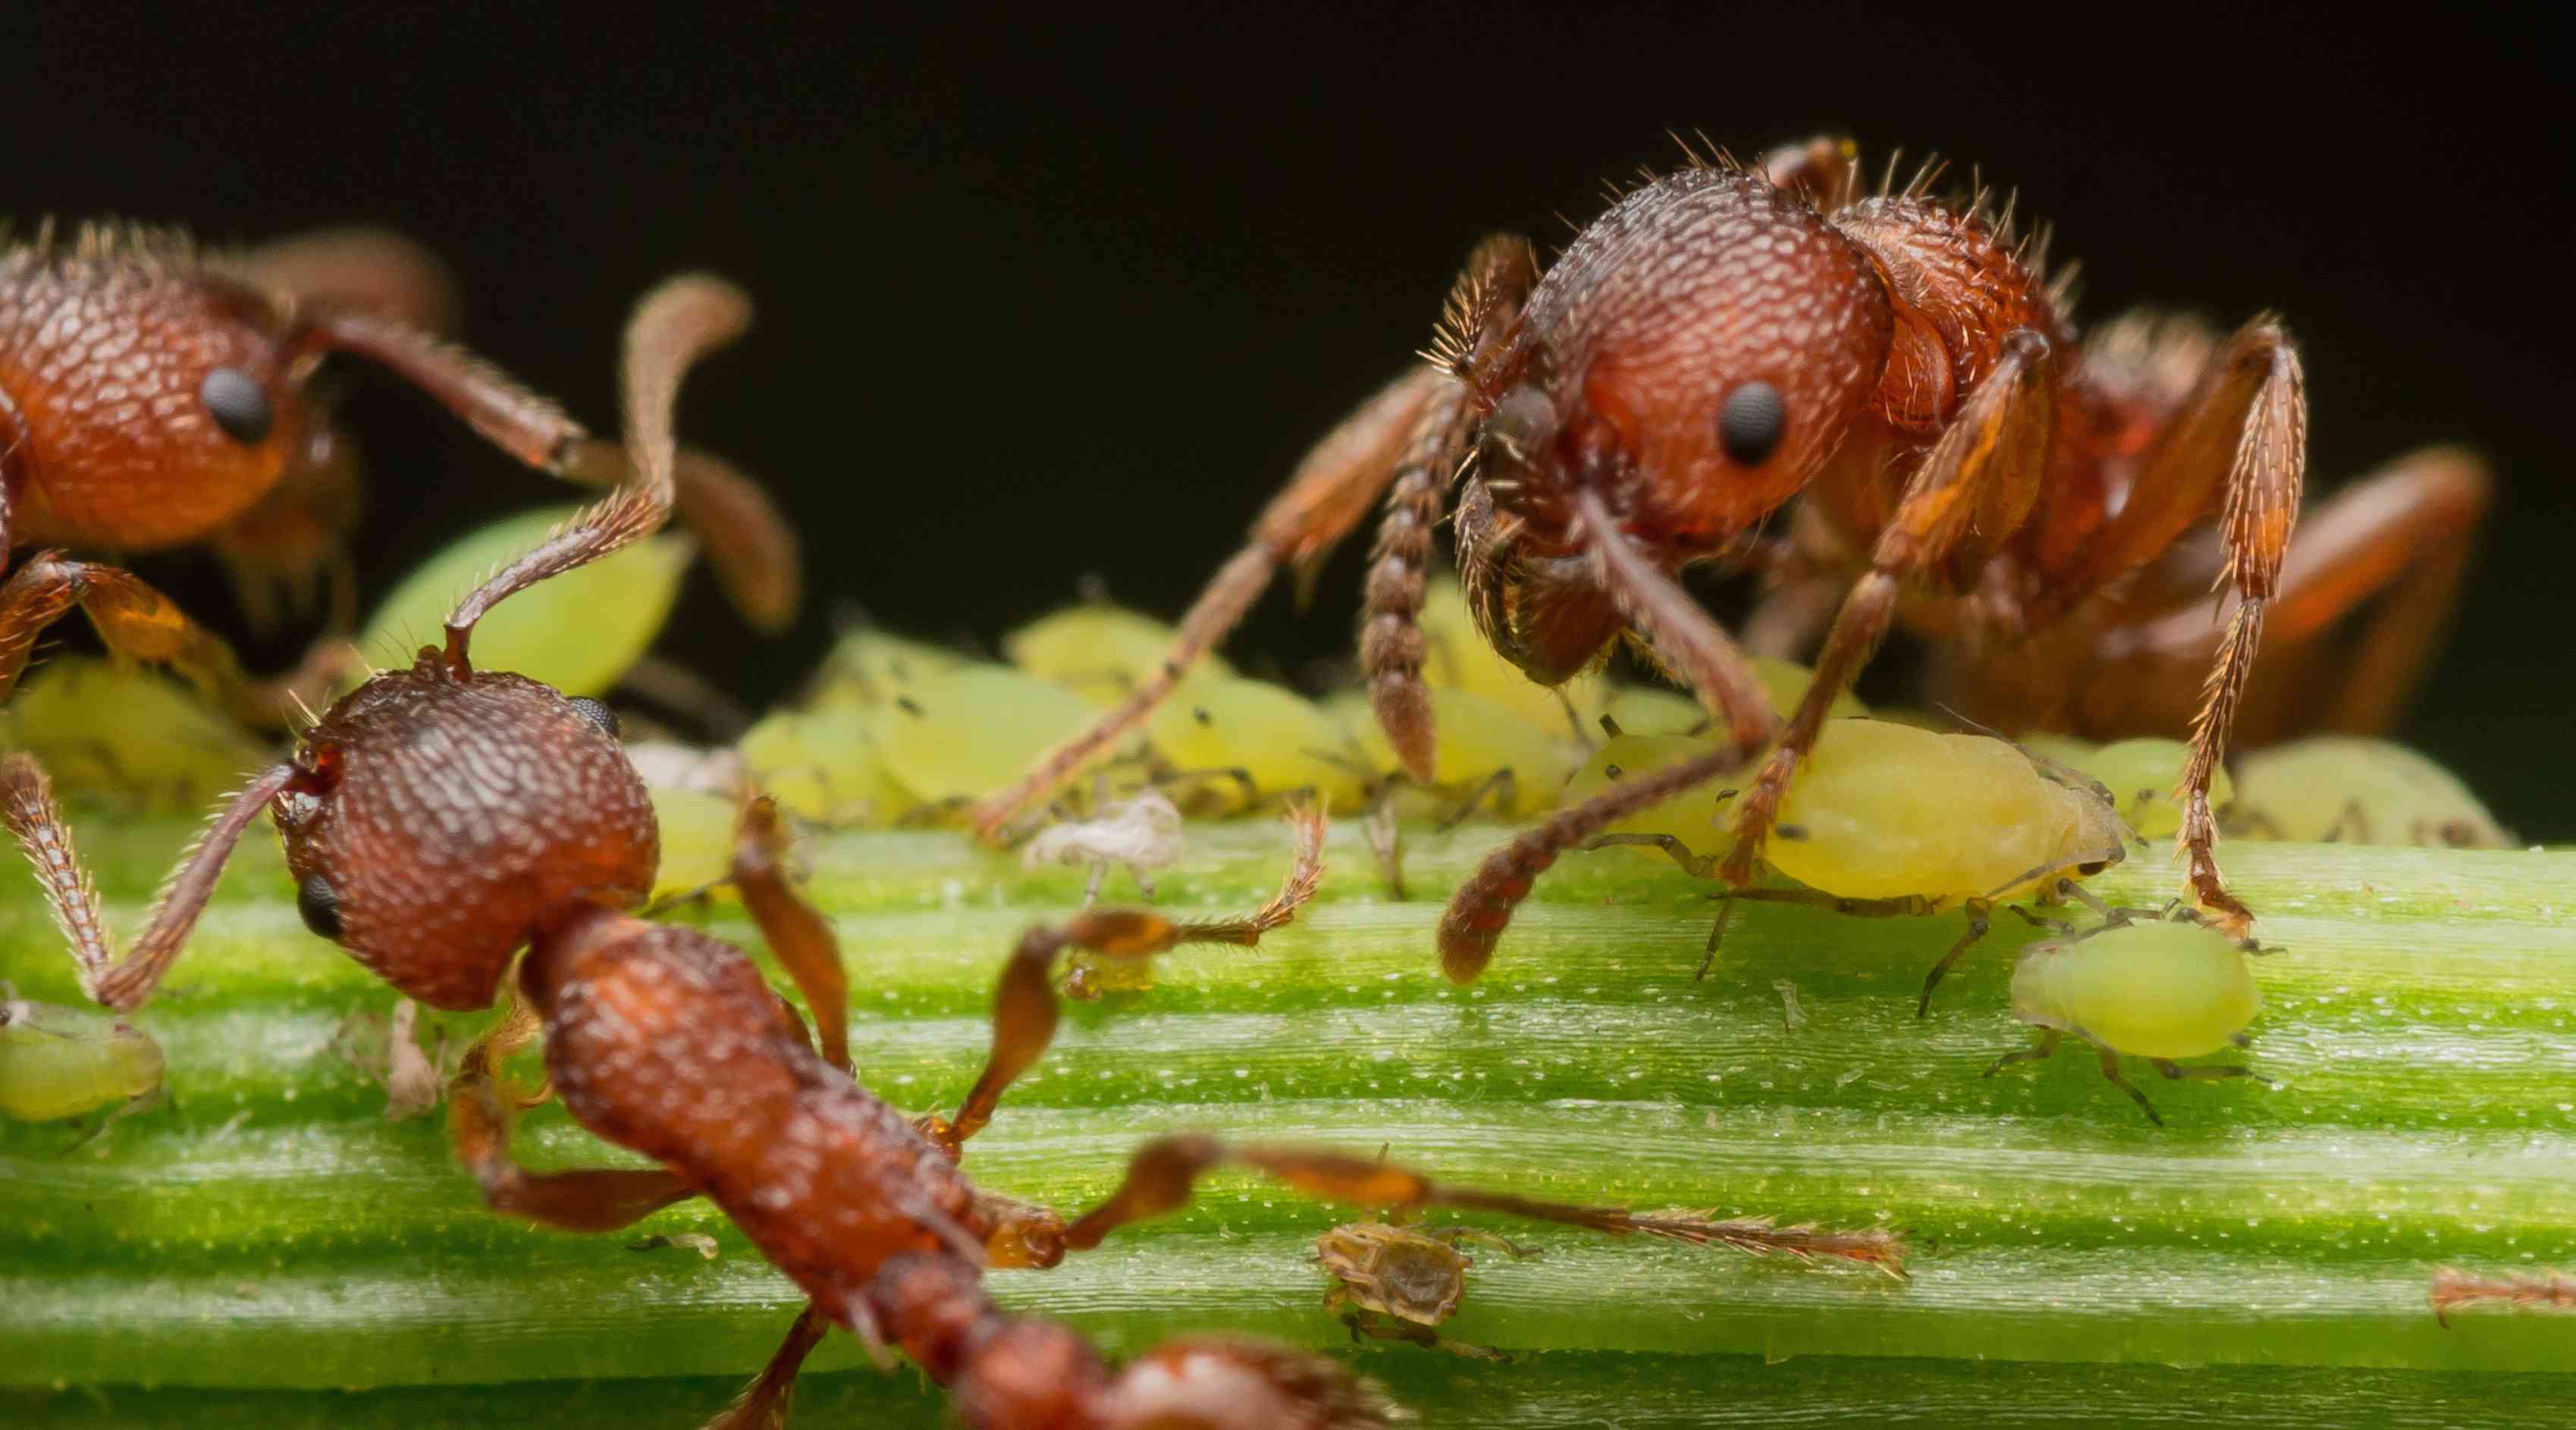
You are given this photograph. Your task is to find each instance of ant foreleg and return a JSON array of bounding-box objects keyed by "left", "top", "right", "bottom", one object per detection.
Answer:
[
  {"left": 921, "top": 805, "right": 1326, "bottom": 1156},
  {"left": 0, "top": 553, "right": 346, "bottom": 725},
  {"left": 699, "top": 1303, "right": 836, "bottom": 1430},
  {"left": 970, "top": 365, "right": 1451, "bottom": 840},
  {"left": 1059, "top": 1134, "right": 1906, "bottom": 1276},
  {"left": 730, "top": 794, "right": 849, "bottom": 1074},
  {"left": 446, "top": 995, "right": 700, "bottom": 1232},
  {"left": 1718, "top": 330, "right": 2060, "bottom": 891}
]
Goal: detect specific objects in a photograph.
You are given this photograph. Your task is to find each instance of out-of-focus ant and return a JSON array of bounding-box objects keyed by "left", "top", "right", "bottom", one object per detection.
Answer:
[
  {"left": 0, "top": 221, "right": 799, "bottom": 726},
  {"left": 965, "top": 134, "right": 2487, "bottom": 968},
  {"left": 1, "top": 278, "right": 1902, "bottom": 1427}
]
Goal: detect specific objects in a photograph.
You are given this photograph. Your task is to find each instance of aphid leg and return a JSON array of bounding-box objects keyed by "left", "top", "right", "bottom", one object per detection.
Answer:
[
  {"left": 1917, "top": 900, "right": 1994, "bottom": 1018},
  {"left": 1435, "top": 767, "right": 1517, "bottom": 830},
  {"left": 0, "top": 553, "right": 340, "bottom": 726},
  {"left": 4, "top": 753, "right": 303, "bottom": 1012},
  {"left": 920, "top": 805, "right": 1327, "bottom": 1156},
  {"left": 2149, "top": 1057, "right": 2275, "bottom": 1090},
  {"left": 1428, "top": 1226, "right": 1542, "bottom": 1260},
  {"left": 1982, "top": 1030, "right": 2063, "bottom": 1079},
  {"left": 446, "top": 994, "right": 700, "bottom": 1231},
  {"left": 730, "top": 794, "right": 849, "bottom": 1074},
  {"left": 1581, "top": 832, "right": 1722, "bottom": 877},
  {"left": 1718, "top": 331, "right": 2060, "bottom": 889},
  {"left": 2095, "top": 1045, "right": 2164, "bottom": 1127},
  {"left": 441, "top": 275, "right": 752, "bottom": 669},
  {"left": 2003, "top": 905, "right": 2077, "bottom": 936},
  {"left": 699, "top": 1303, "right": 835, "bottom": 1430},
  {"left": 1060, "top": 1135, "right": 1907, "bottom": 1275},
  {"left": 969, "top": 365, "right": 1452, "bottom": 839},
  {"left": 1364, "top": 791, "right": 1406, "bottom": 901},
  {"left": 1343, "top": 1309, "right": 1511, "bottom": 1362}
]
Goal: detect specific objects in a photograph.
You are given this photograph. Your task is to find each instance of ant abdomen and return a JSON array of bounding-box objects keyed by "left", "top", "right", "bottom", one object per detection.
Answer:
[{"left": 275, "top": 651, "right": 657, "bottom": 1009}]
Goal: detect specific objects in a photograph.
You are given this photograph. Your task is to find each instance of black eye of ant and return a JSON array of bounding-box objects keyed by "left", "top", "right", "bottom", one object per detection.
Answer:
[
  {"left": 201, "top": 367, "right": 274, "bottom": 445},
  {"left": 566, "top": 698, "right": 621, "bottom": 740},
  {"left": 1718, "top": 381, "right": 1786, "bottom": 466},
  {"left": 296, "top": 873, "right": 344, "bottom": 941},
  {"left": 2076, "top": 860, "right": 2108, "bottom": 876}
]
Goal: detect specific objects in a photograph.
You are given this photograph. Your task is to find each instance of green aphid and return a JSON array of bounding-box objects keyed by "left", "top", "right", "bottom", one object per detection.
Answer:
[{"left": 0, "top": 990, "right": 165, "bottom": 1124}]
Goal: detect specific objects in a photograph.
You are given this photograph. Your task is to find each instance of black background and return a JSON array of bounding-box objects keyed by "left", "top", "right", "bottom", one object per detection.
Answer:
[{"left": 9, "top": 5, "right": 2570, "bottom": 834}]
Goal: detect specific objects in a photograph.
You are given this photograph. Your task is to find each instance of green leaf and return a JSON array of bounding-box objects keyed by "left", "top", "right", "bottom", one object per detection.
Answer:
[{"left": 4, "top": 822, "right": 2572, "bottom": 1425}]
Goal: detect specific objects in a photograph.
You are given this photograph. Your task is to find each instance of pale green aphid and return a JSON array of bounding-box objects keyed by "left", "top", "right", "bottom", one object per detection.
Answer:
[
  {"left": 645, "top": 787, "right": 739, "bottom": 903},
  {"left": 736, "top": 704, "right": 921, "bottom": 826},
  {"left": 352, "top": 504, "right": 694, "bottom": 698},
  {"left": 2018, "top": 735, "right": 2232, "bottom": 841},
  {"left": 1004, "top": 603, "right": 1233, "bottom": 710},
  {"left": 2226, "top": 736, "right": 2511, "bottom": 848},
  {"left": 1147, "top": 676, "right": 1372, "bottom": 814},
  {"left": 1326, "top": 687, "right": 1582, "bottom": 820},
  {"left": 805, "top": 627, "right": 966, "bottom": 712},
  {"left": 1991, "top": 914, "right": 2266, "bottom": 1124},
  {"left": 0, "top": 993, "right": 165, "bottom": 1123},
  {"left": 1560, "top": 729, "right": 1743, "bottom": 841},
  {"left": 0, "top": 657, "right": 270, "bottom": 814},
  {"left": 867, "top": 663, "right": 1102, "bottom": 807}
]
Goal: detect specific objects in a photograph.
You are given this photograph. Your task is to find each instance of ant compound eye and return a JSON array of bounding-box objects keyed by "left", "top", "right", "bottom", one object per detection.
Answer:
[
  {"left": 565, "top": 697, "right": 622, "bottom": 740},
  {"left": 1718, "top": 381, "right": 1787, "bottom": 466},
  {"left": 296, "top": 873, "right": 344, "bottom": 941},
  {"left": 201, "top": 367, "right": 275, "bottom": 445},
  {"left": 2076, "top": 861, "right": 2109, "bottom": 876}
]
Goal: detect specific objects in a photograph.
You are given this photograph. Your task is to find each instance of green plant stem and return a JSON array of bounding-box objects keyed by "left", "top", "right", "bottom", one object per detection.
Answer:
[{"left": 4, "top": 820, "right": 2573, "bottom": 1424}]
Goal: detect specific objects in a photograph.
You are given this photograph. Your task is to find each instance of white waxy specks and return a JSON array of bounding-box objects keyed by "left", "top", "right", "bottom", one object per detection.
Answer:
[{"left": 1022, "top": 792, "right": 1185, "bottom": 902}]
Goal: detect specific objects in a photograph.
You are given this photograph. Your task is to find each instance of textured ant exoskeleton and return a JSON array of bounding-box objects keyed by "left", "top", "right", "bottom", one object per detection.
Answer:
[
  {"left": 0, "top": 221, "right": 799, "bottom": 726},
  {"left": 965, "top": 134, "right": 2488, "bottom": 971},
  {"left": 2, "top": 278, "right": 1903, "bottom": 1428}
]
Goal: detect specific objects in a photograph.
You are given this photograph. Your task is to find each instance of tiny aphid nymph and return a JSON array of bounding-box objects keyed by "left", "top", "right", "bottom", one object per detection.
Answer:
[{"left": 1988, "top": 912, "right": 2267, "bottom": 1124}]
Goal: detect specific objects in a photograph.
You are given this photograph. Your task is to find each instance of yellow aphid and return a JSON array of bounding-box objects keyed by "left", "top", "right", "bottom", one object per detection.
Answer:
[
  {"left": 1418, "top": 583, "right": 1605, "bottom": 730},
  {"left": 2017, "top": 735, "right": 2229, "bottom": 842},
  {"left": 646, "top": 787, "right": 739, "bottom": 902},
  {"left": 0, "top": 995, "right": 165, "bottom": 1122},
  {"left": 2226, "top": 737, "right": 2511, "bottom": 848},
  {"left": 1991, "top": 915, "right": 2266, "bottom": 1124},
  {"left": 1005, "top": 603, "right": 1232, "bottom": 709},
  {"left": 0, "top": 658, "right": 270, "bottom": 814},
  {"left": 1766, "top": 720, "right": 2130, "bottom": 905},
  {"left": 1147, "top": 676, "right": 1370, "bottom": 814},
  {"left": 737, "top": 705, "right": 921, "bottom": 826},
  {"left": 1561, "top": 730, "right": 1743, "bottom": 841},
  {"left": 1326, "top": 688, "right": 1580, "bottom": 820},
  {"left": 1590, "top": 655, "right": 1859, "bottom": 739},
  {"left": 868, "top": 663, "right": 1103, "bottom": 807},
  {"left": 805, "top": 626, "right": 967, "bottom": 711},
  {"left": 353, "top": 504, "right": 694, "bottom": 698}
]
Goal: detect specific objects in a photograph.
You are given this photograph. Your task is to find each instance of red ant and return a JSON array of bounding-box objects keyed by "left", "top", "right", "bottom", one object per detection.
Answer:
[
  {"left": 965, "top": 134, "right": 2487, "bottom": 974},
  {"left": 0, "top": 221, "right": 799, "bottom": 726},
  {"left": 2, "top": 276, "right": 1903, "bottom": 1426}
]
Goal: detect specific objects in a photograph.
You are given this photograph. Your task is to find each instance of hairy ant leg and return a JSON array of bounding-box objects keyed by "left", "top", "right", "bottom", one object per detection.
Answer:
[
  {"left": 1718, "top": 330, "right": 2060, "bottom": 889},
  {"left": 969, "top": 367, "right": 1449, "bottom": 839},
  {"left": 1363, "top": 235, "right": 1538, "bottom": 781},
  {"left": 921, "top": 804, "right": 1328, "bottom": 1159},
  {"left": 1056, "top": 1134, "right": 1907, "bottom": 1276},
  {"left": 731, "top": 793, "right": 849, "bottom": 1073},
  {"left": 0, "top": 553, "right": 348, "bottom": 723},
  {"left": 447, "top": 992, "right": 701, "bottom": 1232}
]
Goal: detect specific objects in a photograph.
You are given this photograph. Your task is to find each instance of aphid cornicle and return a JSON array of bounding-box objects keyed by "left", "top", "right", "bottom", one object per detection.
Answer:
[
  {"left": 1579, "top": 718, "right": 2131, "bottom": 1002},
  {"left": 2, "top": 276, "right": 1903, "bottom": 1428},
  {"left": 0, "top": 221, "right": 799, "bottom": 726},
  {"left": 1987, "top": 911, "right": 2267, "bottom": 1125},
  {"left": 964, "top": 133, "right": 2489, "bottom": 974}
]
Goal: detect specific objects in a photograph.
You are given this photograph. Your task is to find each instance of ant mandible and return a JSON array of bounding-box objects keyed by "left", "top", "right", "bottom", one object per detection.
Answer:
[
  {"left": 966, "top": 134, "right": 2487, "bottom": 974},
  {"left": 2, "top": 277, "right": 1901, "bottom": 1427},
  {"left": 0, "top": 221, "right": 799, "bottom": 726}
]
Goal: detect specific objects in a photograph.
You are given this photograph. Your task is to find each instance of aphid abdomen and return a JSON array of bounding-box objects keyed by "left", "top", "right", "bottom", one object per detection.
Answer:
[
  {"left": 528, "top": 912, "right": 981, "bottom": 1299},
  {"left": 1765, "top": 722, "right": 2076, "bottom": 899},
  {"left": 0, "top": 1005, "right": 163, "bottom": 1121},
  {"left": 0, "top": 249, "right": 297, "bottom": 549}
]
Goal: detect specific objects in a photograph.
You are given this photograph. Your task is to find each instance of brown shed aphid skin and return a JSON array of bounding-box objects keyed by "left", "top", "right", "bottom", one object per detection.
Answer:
[
  {"left": 2430, "top": 1267, "right": 2576, "bottom": 1327},
  {"left": 1314, "top": 1221, "right": 1538, "bottom": 1361},
  {"left": 0, "top": 221, "right": 800, "bottom": 727},
  {"left": 962, "top": 135, "right": 2487, "bottom": 967},
  {"left": 0, "top": 281, "right": 1902, "bottom": 1428}
]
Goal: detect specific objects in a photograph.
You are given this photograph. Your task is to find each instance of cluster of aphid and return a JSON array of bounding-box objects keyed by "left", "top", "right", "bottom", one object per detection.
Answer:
[{"left": 0, "top": 130, "right": 2539, "bottom": 1422}]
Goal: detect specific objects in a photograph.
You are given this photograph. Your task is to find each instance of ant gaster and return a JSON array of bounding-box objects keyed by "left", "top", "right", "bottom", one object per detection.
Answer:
[
  {"left": 0, "top": 221, "right": 800, "bottom": 727},
  {"left": 966, "top": 134, "right": 2487, "bottom": 974},
  {"left": 2, "top": 278, "right": 1903, "bottom": 1427}
]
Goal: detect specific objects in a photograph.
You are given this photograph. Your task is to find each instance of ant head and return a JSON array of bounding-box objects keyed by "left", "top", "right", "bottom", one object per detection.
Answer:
[
  {"left": 9, "top": 245, "right": 313, "bottom": 548},
  {"left": 271, "top": 651, "right": 657, "bottom": 1011},
  {"left": 1479, "top": 168, "right": 1888, "bottom": 531}
]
